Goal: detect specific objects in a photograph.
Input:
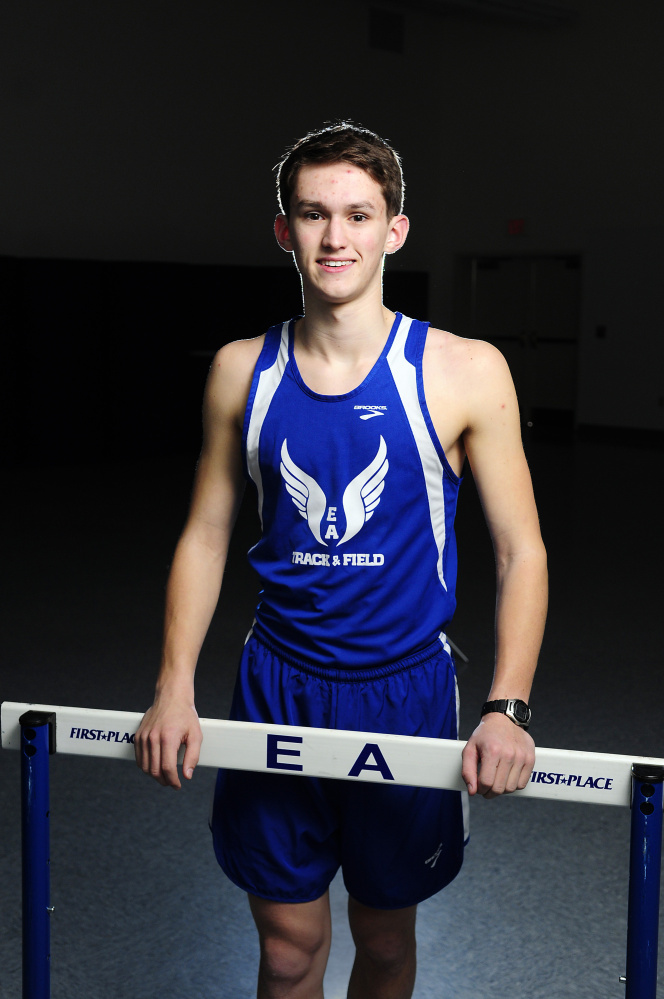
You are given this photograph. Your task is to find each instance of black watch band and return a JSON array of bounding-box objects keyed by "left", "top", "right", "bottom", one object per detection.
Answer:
[{"left": 481, "top": 698, "right": 531, "bottom": 730}]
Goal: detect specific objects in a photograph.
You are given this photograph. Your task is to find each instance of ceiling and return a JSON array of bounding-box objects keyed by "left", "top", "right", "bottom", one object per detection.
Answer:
[{"left": 381, "top": 0, "right": 578, "bottom": 27}]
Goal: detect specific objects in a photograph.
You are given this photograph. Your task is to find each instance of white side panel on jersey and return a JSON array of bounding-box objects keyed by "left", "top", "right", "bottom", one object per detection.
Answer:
[
  {"left": 386, "top": 316, "right": 448, "bottom": 591},
  {"left": 4, "top": 701, "right": 659, "bottom": 808},
  {"left": 245, "top": 322, "right": 290, "bottom": 523},
  {"left": 455, "top": 678, "right": 470, "bottom": 841}
]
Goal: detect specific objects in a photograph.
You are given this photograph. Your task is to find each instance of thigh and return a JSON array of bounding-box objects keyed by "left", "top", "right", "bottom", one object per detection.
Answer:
[
  {"left": 340, "top": 781, "right": 465, "bottom": 908},
  {"left": 337, "top": 645, "right": 467, "bottom": 908},
  {"left": 250, "top": 890, "right": 332, "bottom": 948},
  {"left": 211, "top": 635, "right": 341, "bottom": 902},
  {"left": 211, "top": 767, "right": 341, "bottom": 903}
]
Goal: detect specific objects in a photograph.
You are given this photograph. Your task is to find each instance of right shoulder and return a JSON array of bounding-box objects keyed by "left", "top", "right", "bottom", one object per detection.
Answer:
[
  {"left": 210, "top": 335, "right": 266, "bottom": 383},
  {"left": 204, "top": 335, "right": 266, "bottom": 427}
]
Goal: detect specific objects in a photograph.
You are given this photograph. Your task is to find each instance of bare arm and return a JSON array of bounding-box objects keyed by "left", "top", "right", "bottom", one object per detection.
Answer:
[
  {"left": 460, "top": 343, "right": 547, "bottom": 797},
  {"left": 135, "top": 337, "right": 262, "bottom": 788},
  {"left": 425, "top": 333, "right": 547, "bottom": 798}
]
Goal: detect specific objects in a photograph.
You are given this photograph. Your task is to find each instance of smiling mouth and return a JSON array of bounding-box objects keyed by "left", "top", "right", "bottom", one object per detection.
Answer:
[{"left": 318, "top": 259, "right": 354, "bottom": 268}]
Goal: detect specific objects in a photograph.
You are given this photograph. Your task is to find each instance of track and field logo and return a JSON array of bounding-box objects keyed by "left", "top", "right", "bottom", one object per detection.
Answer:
[{"left": 280, "top": 436, "right": 389, "bottom": 546}]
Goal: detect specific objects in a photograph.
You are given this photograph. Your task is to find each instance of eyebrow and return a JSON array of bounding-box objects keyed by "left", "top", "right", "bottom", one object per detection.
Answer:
[{"left": 296, "top": 200, "right": 379, "bottom": 213}]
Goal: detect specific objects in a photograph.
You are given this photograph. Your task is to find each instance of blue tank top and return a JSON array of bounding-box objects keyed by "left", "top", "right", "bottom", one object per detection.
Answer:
[{"left": 242, "top": 313, "right": 461, "bottom": 668}]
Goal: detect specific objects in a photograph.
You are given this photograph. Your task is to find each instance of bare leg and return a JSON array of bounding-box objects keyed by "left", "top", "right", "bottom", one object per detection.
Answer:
[
  {"left": 249, "top": 891, "right": 332, "bottom": 999},
  {"left": 346, "top": 896, "right": 417, "bottom": 999}
]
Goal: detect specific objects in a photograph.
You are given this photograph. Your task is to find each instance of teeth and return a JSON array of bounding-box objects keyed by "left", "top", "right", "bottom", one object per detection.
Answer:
[{"left": 322, "top": 260, "right": 352, "bottom": 267}]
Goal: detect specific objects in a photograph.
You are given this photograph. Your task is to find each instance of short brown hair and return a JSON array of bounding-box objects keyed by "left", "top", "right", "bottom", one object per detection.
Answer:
[{"left": 275, "top": 122, "right": 405, "bottom": 219}]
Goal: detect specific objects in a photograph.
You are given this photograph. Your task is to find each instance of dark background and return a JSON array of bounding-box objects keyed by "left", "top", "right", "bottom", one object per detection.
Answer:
[
  {"left": 1, "top": 0, "right": 663, "bottom": 465},
  {"left": 1, "top": 2, "right": 663, "bottom": 997}
]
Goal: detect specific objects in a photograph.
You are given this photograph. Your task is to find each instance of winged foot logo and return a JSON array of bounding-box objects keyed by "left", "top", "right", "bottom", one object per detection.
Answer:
[{"left": 280, "top": 436, "right": 388, "bottom": 547}]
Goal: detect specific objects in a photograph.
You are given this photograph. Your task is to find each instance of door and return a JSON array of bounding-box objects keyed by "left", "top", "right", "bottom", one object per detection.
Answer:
[{"left": 453, "top": 255, "right": 581, "bottom": 432}]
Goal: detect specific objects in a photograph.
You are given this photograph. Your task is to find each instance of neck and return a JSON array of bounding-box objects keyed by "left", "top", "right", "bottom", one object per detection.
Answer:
[
  {"left": 297, "top": 296, "right": 394, "bottom": 361},
  {"left": 292, "top": 299, "right": 396, "bottom": 396}
]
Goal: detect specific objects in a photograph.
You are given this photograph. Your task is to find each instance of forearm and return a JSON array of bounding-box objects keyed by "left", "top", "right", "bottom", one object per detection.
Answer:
[
  {"left": 461, "top": 544, "right": 545, "bottom": 797},
  {"left": 135, "top": 524, "right": 232, "bottom": 788},
  {"left": 155, "top": 525, "right": 230, "bottom": 698},
  {"left": 489, "top": 539, "right": 548, "bottom": 701}
]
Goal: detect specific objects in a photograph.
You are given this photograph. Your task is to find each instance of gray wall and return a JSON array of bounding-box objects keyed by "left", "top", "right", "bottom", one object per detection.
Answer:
[{"left": 2, "top": 0, "right": 663, "bottom": 430}]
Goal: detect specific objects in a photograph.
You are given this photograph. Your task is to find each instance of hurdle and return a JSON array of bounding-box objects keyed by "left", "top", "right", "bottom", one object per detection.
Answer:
[{"left": 2, "top": 701, "right": 663, "bottom": 999}]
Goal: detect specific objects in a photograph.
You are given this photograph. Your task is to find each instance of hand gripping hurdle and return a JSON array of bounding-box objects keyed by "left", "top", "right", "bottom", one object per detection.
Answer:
[{"left": 2, "top": 701, "right": 663, "bottom": 999}]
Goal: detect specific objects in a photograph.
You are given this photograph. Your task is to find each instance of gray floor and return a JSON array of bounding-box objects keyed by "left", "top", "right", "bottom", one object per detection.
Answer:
[{"left": 1, "top": 434, "right": 663, "bottom": 998}]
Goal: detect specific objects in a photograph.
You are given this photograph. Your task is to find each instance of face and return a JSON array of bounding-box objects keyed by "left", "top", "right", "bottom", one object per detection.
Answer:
[{"left": 274, "top": 162, "right": 408, "bottom": 307}]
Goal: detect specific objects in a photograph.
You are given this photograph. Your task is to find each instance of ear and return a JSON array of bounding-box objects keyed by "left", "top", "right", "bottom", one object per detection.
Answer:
[
  {"left": 384, "top": 214, "right": 409, "bottom": 255},
  {"left": 274, "top": 214, "right": 293, "bottom": 253}
]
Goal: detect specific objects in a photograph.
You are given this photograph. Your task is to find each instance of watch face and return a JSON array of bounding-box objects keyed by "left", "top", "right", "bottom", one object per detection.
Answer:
[{"left": 512, "top": 701, "right": 531, "bottom": 725}]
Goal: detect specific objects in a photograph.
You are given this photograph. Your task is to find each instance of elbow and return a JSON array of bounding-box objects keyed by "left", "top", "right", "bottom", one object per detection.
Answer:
[
  {"left": 178, "top": 520, "right": 231, "bottom": 564},
  {"left": 496, "top": 538, "right": 548, "bottom": 580}
]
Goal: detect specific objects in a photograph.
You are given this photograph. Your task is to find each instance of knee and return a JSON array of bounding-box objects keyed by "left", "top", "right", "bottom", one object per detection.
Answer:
[
  {"left": 259, "top": 924, "right": 329, "bottom": 988},
  {"left": 349, "top": 901, "right": 417, "bottom": 975},
  {"left": 353, "top": 923, "right": 416, "bottom": 973}
]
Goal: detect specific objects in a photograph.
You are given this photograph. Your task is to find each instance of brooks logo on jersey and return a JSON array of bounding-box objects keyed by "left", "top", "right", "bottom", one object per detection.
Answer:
[
  {"left": 354, "top": 405, "right": 387, "bottom": 420},
  {"left": 280, "top": 437, "right": 389, "bottom": 546}
]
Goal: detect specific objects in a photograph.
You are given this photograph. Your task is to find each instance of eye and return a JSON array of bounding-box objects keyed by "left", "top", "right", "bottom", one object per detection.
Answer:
[
  {"left": 304, "top": 211, "right": 323, "bottom": 221},
  {"left": 350, "top": 214, "right": 368, "bottom": 223}
]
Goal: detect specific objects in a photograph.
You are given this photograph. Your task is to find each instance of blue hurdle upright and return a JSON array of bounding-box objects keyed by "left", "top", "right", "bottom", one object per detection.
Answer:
[
  {"left": 624, "top": 765, "right": 664, "bottom": 998},
  {"left": 20, "top": 711, "right": 55, "bottom": 999}
]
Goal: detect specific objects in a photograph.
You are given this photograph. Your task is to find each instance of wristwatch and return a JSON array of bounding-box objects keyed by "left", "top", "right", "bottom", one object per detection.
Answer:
[{"left": 481, "top": 699, "right": 531, "bottom": 730}]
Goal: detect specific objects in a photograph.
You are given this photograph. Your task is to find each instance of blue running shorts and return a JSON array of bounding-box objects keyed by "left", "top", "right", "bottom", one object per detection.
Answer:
[{"left": 210, "top": 630, "right": 467, "bottom": 909}]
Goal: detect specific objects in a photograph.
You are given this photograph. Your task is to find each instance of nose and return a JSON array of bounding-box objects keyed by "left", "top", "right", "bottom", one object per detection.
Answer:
[{"left": 322, "top": 216, "right": 346, "bottom": 250}]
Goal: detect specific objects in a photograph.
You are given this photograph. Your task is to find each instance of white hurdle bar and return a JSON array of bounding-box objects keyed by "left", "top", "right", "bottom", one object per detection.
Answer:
[
  {"left": 3, "top": 701, "right": 664, "bottom": 999},
  {"left": 2, "top": 700, "right": 663, "bottom": 805}
]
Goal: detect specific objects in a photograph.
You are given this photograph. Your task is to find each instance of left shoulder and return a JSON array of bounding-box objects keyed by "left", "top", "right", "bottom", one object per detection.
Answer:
[
  {"left": 423, "top": 328, "right": 517, "bottom": 422},
  {"left": 424, "top": 327, "right": 511, "bottom": 380}
]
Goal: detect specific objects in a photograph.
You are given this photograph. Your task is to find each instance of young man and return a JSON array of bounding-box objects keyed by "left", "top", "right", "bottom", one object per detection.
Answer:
[{"left": 135, "top": 123, "right": 547, "bottom": 999}]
